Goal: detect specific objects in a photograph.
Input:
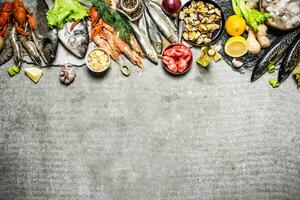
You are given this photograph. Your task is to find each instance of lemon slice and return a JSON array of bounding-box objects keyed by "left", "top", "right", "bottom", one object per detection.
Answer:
[
  {"left": 225, "top": 36, "right": 248, "bottom": 58},
  {"left": 24, "top": 68, "right": 43, "bottom": 83}
]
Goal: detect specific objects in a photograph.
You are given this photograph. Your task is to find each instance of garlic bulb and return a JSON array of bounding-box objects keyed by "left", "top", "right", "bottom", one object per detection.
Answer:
[{"left": 59, "top": 64, "right": 76, "bottom": 85}]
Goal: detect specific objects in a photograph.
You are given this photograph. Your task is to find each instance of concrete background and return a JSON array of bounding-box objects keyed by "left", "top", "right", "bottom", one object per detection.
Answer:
[{"left": 0, "top": 41, "right": 299, "bottom": 200}]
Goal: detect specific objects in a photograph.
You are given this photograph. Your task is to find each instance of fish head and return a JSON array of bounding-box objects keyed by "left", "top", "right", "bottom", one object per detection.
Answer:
[
  {"left": 251, "top": 63, "right": 269, "bottom": 82},
  {"left": 58, "top": 21, "right": 89, "bottom": 58},
  {"left": 68, "top": 29, "right": 89, "bottom": 58},
  {"left": 169, "top": 35, "right": 178, "bottom": 43},
  {"left": 147, "top": 53, "right": 158, "bottom": 64},
  {"left": 153, "top": 42, "right": 163, "bottom": 54},
  {"left": 42, "top": 40, "right": 57, "bottom": 64},
  {"left": 278, "top": 68, "right": 291, "bottom": 83}
]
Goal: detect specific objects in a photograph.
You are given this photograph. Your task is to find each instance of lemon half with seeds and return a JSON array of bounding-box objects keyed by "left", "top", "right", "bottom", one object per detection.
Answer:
[{"left": 224, "top": 36, "right": 248, "bottom": 58}]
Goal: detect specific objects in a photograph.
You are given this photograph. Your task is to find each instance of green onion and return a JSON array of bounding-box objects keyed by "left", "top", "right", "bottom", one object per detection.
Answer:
[
  {"left": 268, "top": 65, "right": 276, "bottom": 73},
  {"left": 269, "top": 79, "right": 280, "bottom": 88}
]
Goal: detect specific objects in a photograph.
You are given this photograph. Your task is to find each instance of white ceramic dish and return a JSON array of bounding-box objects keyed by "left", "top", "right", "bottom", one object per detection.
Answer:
[{"left": 86, "top": 48, "right": 111, "bottom": 73}]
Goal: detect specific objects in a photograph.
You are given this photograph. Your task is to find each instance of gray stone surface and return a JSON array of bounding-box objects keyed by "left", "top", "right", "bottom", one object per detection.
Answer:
[{"left": 0, "top": 43, "right": 299, "bottom": 200}]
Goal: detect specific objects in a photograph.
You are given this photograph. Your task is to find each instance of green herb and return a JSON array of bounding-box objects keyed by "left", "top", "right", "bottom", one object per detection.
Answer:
[
  {"left": 269, "top": 78, "right": 280, "bottom": 88},
  {"left": 7, "top": 66, "right": 20, "bottom": 77},
  {"left": 268, "top": 65, "right": 276, "bottom": 73},
  {"left": 92, "top": 0, "right": 133, "bottom": 43},
  {"left": 47, "top": 0, "right": 88, "bottom": 29},
  {"left": 231, "top": 0, "right": 271, "bottom": 31}
]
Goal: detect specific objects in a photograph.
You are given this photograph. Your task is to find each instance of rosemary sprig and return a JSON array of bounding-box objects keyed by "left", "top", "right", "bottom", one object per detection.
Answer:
[{"left": 92, "top": 0, "right": 133, "bottom": 43}]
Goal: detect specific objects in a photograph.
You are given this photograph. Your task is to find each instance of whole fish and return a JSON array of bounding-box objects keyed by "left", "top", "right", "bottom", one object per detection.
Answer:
[
  {"left": 10, "top": 27, "right": 22, "bottom": 67},
  {"left": 278, "top": 34, "right": 300, "bottom": 83},
  {"left": 19, "top": 35, "right": 43, "bottom": 66},
  {"left": 143, "top": 0, "right": 178, "bottom": 43},
  {"left": 130, "top": 21, "right": 158, "bottom": 64},
  {"left": 251, "top": 28, "right": 300, "bottom": 82},
  {"left": 31, "top": 0, "right": 58, "bottom": 65},
  {"left": 138, "top": 13, "right": 151, "bottom": 44},
  {"left": 144, "top": 10, "right": 163, "bottom": 54},
  {"left": 47, "top": 0, "right": 89, "bottom": 58},
  {"left": 0, "top": 36, "right": 13, "bottom": 66},
  {"left": 58, "top": 21, "right": 89, "bottom": 58}
]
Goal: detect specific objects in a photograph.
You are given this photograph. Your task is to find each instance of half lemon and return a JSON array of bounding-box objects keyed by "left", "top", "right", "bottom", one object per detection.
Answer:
[{"left": 224, "top": 36, "right": 248, "bottom": 58}]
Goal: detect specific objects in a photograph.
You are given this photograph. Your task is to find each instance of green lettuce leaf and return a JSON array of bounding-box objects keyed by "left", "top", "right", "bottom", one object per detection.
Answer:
[{"left": 46, "top": 0, "right": 88, "bottom": 29}]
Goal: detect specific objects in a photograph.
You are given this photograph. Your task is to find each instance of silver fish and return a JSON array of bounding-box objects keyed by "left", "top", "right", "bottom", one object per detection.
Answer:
[
  {"left": 19, "top": 35, "right": 43, "bottom": 66},
  {"left": 31, "top": 0, "right": 58, "bottom": 65},
  {"left": 144, "top": 10, "right": 163, "bottom": 54},
  {"left": 9, "top": 27, "right": 22, "bottom": 67},
  {"left": 144, "top": 0, "right": 178, "bottom": 43},
  {"left": 0, "top": 35, "right": 13, "bottom": 66},
  {"left": 130, "top": 21, "right": 158, "bottom": 64},
  {"left": 251, "top": 28, "right": 300, "bottom": 82},
  {"left": 58, "top": 21, "right": 89, "bottom": 58},
  {"left": 138, "top": 13, "right": 150, "bottom": 43},
  {"left": 278, "top": 34, "right": 300, "bottom": 83}
]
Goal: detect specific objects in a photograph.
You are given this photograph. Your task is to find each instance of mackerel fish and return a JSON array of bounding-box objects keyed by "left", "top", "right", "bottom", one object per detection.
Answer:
[
  {"left": 251, "top": 28, "right": 300, "bottom": 82},
  {"left": 278, "top": 33, "right": 300, "bottom": 83}
]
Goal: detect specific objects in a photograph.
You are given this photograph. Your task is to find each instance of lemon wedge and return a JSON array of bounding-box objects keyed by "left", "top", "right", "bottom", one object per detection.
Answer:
[
  {"left": 24, "top": 68, "right": 43, "bottom": 83},
  {"left": 225, "top": 36, "right": 248, "bottom": 58}
]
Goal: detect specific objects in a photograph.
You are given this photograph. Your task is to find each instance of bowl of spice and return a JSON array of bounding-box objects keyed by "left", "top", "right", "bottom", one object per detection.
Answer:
[
  {"left": 117, "top": 0, "right": 144, "bottom": 21},
  {"left": 86, "top": 48, "right": 111, "bottom": 74},
  {"left": 120, "top": 0, "right": 139, "bottom": 13}
]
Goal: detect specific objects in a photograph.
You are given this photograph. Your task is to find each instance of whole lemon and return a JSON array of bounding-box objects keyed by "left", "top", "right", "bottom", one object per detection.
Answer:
[{"left": 225, "top": 15, "right": 247, "bottom": 36}]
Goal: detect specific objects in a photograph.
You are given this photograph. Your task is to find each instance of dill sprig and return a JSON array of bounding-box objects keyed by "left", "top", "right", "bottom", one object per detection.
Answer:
[{"left": 92, "top": 0, "right": 133, "bottom": 43}]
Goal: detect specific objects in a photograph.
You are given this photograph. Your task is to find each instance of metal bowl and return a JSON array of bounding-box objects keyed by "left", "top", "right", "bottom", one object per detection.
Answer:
[
  {"left": 86, "top": 48, "right": 111, "bottom": 74},
  {"left": 259, "top": 0, "right": 300, "bottom": 31},
  {"left": 162, "top": 43, "right": 193, "bottom": 76},
  {"left": 179, "top": 0, "right": 225, "bottom": 47}
]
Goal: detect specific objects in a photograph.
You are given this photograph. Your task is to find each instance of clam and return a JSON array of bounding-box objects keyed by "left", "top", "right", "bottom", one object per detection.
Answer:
[
  {"left": 180, "top": 0, "right": 222, "bottom": 45},
  {"left": 197, "top": 38, "right": 204, "bottom": 44},
  {"left": 189, "top": 31, "right": 196, "bottom": 40},
  {"left": 215, "top": 9, "right": 221, "bottom": 16},
  {"left": 183, "top": 32, "right": 189, "bottom": 40}
]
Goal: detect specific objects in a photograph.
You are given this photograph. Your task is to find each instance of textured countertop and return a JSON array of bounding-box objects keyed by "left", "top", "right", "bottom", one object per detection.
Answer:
[{"left": 0, "top": 41, "right": 299, "bottom": 200}]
